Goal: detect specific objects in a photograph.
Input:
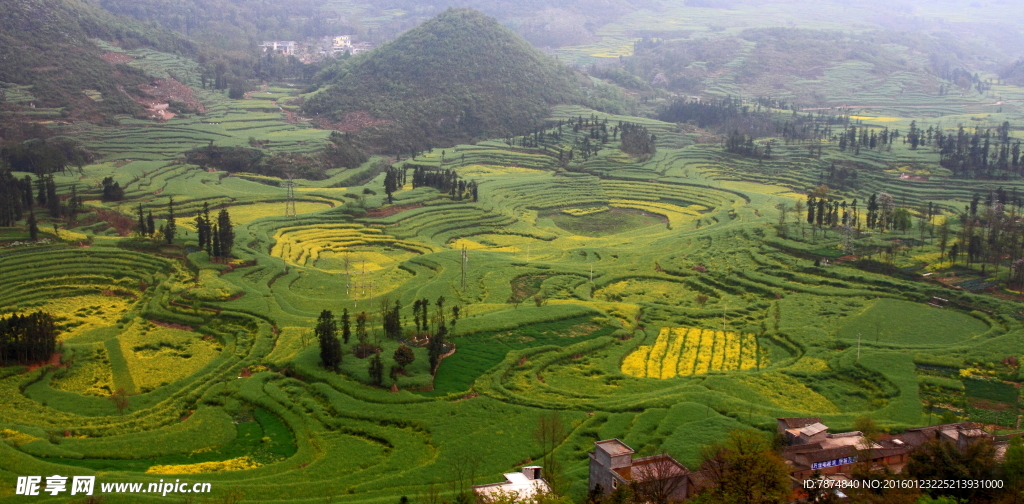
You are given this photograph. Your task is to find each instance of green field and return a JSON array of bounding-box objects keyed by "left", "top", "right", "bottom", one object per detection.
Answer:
[{"left": 837, "top": 299, "right": 990, "bottom": 346}]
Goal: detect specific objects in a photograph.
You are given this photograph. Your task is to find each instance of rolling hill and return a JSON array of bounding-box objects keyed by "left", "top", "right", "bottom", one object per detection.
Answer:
[{"left": 302, "top": 8, "right": 586, "bottom": 153}]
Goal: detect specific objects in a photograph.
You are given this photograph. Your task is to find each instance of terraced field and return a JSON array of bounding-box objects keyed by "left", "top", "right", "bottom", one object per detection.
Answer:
[{"left": 3, "top": 44, "right": 1024, "bottom": 504}]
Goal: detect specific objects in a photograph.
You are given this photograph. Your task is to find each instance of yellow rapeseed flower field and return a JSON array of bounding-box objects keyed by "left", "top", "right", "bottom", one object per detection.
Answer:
[
  {"left": 739, "top": 373, "right": 840, "bottom": 414},
  {"left": 0, "top": 428, "right": 40, "bottom": 446},
  {"left": 562, "top": 206, "right": 610, "bottom": 216},
  {"left": 146, "top": 456, "right": 261, "bottom": 474},
  {"left": 120, "top": 322, "right": 223, "bottom": 391},
  {"left": 39, "top": 294, "right": 135, "bottom": 341},
  {"left": 622, "top": 327, "right": 763, "bottom": 378}
]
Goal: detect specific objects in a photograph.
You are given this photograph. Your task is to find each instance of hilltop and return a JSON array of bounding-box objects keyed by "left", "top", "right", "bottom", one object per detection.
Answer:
[{"left": 302, "top": 8, "right": 585, "bottom": 152}]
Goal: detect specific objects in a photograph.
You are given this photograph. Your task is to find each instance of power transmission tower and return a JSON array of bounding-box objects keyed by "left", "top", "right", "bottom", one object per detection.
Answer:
[{"left": 285, "top": 174, "right": 296, "bottom": 218}]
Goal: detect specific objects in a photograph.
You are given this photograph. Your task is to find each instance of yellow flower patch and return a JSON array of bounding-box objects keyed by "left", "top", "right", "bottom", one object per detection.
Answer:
[
  {"left": 146, "top": 456, "right": 261, "bottom": 474},
  {"left": 270, "top": 223, "right": 433, "bottom": 269},
  {"left": 52, "top": 348, "right": 114, "bottom": 396},
  {"left": 0, "top": 428, "right": 40, "bottom": 446},
  {"left": 119, "top": 322, "right": 222, "bottom": 391},
  {"left": 226, "top": 201, "right": 331, "bottom": 225},
  {"left": 786, "top": 358, "right": 830, "bottom": 373},
  {"left": 739, "top": 373, "right": 840, "bottom": 414},
  {"left": 622, "top": 327, "right": 764, "bottom": 378},
  {"left": 36, "top": 294, "right": 135, "bottom": 341},
  {"left": 562, "top": 206, "right": 610, "bottom": 217}
]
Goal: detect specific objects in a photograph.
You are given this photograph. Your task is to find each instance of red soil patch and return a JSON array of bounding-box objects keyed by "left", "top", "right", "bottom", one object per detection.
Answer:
[
  {"left": 27, "top": 353, "right": 63, "bottom": 372},
  {"left": 314, "top": 110, "right": 391, "bottom": 133},
  {"left": 89, "top": 208, "right": 136, "bottom": 236},
  {"left": 365, "top": 203, "right": 423, "bottom": 218},
  {"left": 136, "top": 78, "right": 207, "bottom": 121},
  {"left": 101, "top": 52, "right": 134, "bottom": 64}
]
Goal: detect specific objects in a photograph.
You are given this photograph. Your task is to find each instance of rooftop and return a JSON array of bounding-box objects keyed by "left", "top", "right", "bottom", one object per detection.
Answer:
[
  {"left": 473, "top": 471, "right": 551, "bottom": 500},
  {"left": 595, "top": 439, "right": 635, "bottom": 457},
  {"left": 779, "top": 417, "right": 822, "bottom": 430},
  {"left": 799, "top": 422, "right": 829, "bottom": 437}
]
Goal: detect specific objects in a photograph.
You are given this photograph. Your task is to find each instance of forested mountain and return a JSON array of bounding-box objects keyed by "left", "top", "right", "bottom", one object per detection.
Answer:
[
  {"left": 302, "top": 8, "right": 585, "bottom": 153},
  {"left": 0, "top": 0, "right": 195, "bottom": 124},
  {"left": 95, "top": 0, "right": 657, "bottom": 52}
]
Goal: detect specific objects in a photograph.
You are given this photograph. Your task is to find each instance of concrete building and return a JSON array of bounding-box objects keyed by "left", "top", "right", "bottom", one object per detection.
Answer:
[
  {"left": 259, "top": 41, "right": 296, "bottom": 56},
  {"left": 589, "top": 439, "right": 692, "bottom": 502},
  {"left": 473, "top": 466, "right": 550, "bottom": 502}
]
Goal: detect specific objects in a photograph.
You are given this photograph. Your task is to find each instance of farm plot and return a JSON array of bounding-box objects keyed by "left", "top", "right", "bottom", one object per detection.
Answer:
[
  {"left": 118, "top": 320, "right": 223, "bottom": 393},
  {"left": 837, "top": 298, "right": 989, "bottom": 346},
  {"left": 622, "top": 327, "right": 763, "bottom": 378},
  {"left": 269, "top": 223, "right": 433, "bottom": 269}
]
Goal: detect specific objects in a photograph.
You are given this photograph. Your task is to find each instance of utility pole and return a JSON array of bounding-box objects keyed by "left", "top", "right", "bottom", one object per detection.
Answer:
[
  {"left": 857, "top": 333, "right": 861, "bottom": 361},
  {"left": 461, "top": 245, "right": 468, "bottom": 291},
  {"left": 285, "top": 173, "right": 296, "bottom": 218},
  {"left": 590, "top": 263, "right": 594, "bottom": 283},
  {"left": 526, "top": 244, "right": 530, "bottom": 263}
]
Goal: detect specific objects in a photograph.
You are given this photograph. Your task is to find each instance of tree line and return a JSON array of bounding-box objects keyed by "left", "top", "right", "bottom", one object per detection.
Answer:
[
  {"left": 184, "top": 132, "right": 366, "bottom": 180},
  {"left": 0, "top": 312, "right": 58, "bottom": 366},
  {"left": 0, "top": 170, "right": 84, "bottom": 234},
  {"left": 408, "top": 165, "right": 479, "bottom": 202}
]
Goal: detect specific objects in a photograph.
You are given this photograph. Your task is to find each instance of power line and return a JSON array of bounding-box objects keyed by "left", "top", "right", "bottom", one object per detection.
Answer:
[{"left": 285, "top": 173, "right": 296, "bottom": 218}]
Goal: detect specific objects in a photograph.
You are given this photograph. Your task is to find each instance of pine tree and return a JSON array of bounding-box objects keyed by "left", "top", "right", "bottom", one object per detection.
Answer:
[
  {"left": 164, "top": 197, "right": 176, "bottom": 244},
  {"left": 368, "top": 353, "right": 384, "bottom": 386},
  {"left": 356, "top": 312, "right": 368, "bottom": 345},
  {"left": 137, "top": 204, "right": 146, "bottom": 237},
  {"left": 27, "top": 209, "right": 38, "bottom": 241},
  {"left": 341, "top": 309, "right": 351, "bottom": 344},
  {"left": 217, "top": 208, "right": 234, "bottom": 257},
  {"left": 212, "top": 224, "right": 221, "bottom": 257},
  {"left": 315, "top": 310, "right": 342, "bottom": 370},
  {"left": 146, "top": 211, "right": 155, "bottom": 237},
  {"left": 195, "top": 203, "right": 208, "bottom": 249}
]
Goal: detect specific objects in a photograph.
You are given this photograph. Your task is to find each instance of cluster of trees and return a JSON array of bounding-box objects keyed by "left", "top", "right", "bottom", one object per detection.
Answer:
[
  {"left": 413, "top": 296, "right": 460, "bottom": 373},
  {"left": 951, "top": 191, "right": 1024, "bottom": 277},
  {"left": 821, "top": 162, "right": 860, "bottom": 190},
  {"left": 135, "top": 197, "right": 177, "bottom": 244},
  {"left": 193, "top": 203, "right": 234, "bottom": 257},
  {"left": 101, "top": 176, "right": 125, "bottom": 202},
  {"left": 660, "top": 97, "right": 846, "bottom": 143},
  {"left": 937, "top": 124, "right": 1021, "bottom": 179},
  {"left": 316, "top": 296, "right": 460, "bottom": 386},
  {"left": 0, "top": 312, "right": 58, "bottom": 366},
  {"left": 838, "top": 124, "right": 900, "bottom": 153},
  {"left": 184, "top": 132, "right": 366, "bottom": 180},
  {"left": 382, "top": 166, "right": 406, "bottom": 204},
  {"left": 619, "top": 122, "right": 657, "bottom": 160},
  {"left": 724, "top": 130, "right": 772, "bottom": 159},
  {"left": 797, "top": 188, "right": 929, "bottom": 238},
  {"left": 408, "top": 165, "right": 479, "bottom": 201},
  {"left": 0, "top": 170, "right": 84, "bottom": 232},
  {"left": 0, "top": 138, "right": 93, "bottom": 175}
]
